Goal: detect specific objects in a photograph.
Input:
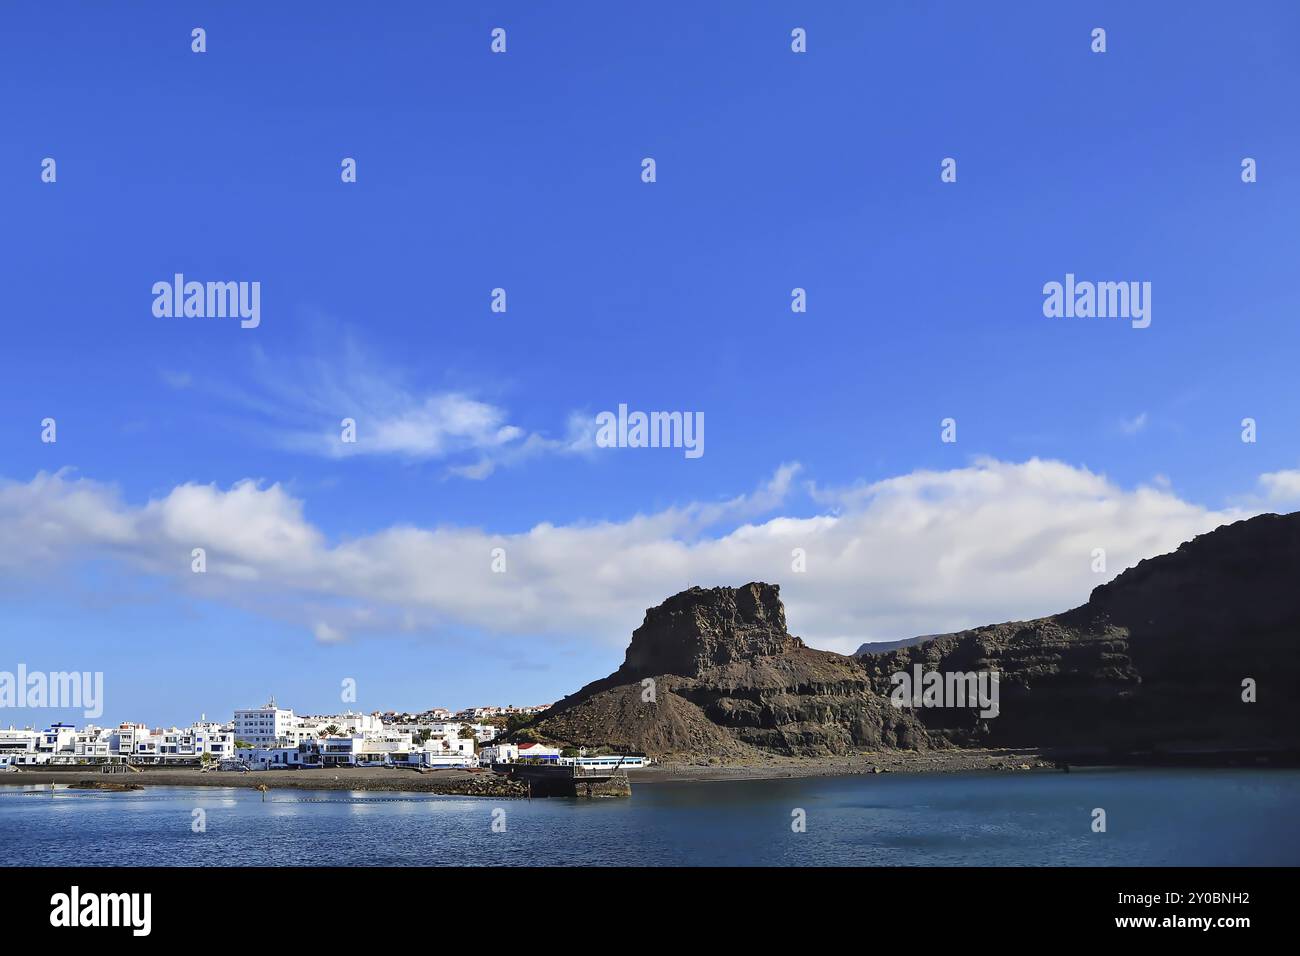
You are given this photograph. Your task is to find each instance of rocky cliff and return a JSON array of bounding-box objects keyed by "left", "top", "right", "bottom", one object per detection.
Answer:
[
  {"left": 531, "top": 582, "right": 930, "bottom": 760},
  {"left": 528, "top": 513, "right": 1300, "bottom": 761}
]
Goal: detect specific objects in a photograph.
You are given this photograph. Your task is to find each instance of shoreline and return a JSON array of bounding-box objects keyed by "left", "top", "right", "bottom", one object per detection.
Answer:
[
  {"left": 628, "top": 748, "right": 1058, "bottom": 783},
  {"left": 627, "top": 746, "right": 1300, "bottom": 783},
  {"left": 0, "top": 766, "right": 528, "bottom": 798},
  {"left": 0, "top": 749, "right": 1060, "bottom": 794},
  {"left": 4, "top": 747, "right": 1292, "bottom": 794}
]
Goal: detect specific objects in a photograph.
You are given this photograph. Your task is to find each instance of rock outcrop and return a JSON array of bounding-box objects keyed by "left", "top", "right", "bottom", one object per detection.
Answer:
[
  {"left": 529, "top": 513, "right": 1300, "bottom": 761},
  {"left": 531, "top": 583, "right": 930, "bottom": 760},
  {"left": 858, "top": 512, "right": 1300, "bottom": 754}
]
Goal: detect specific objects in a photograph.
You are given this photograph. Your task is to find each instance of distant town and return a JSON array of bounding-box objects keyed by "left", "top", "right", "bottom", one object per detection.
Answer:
[{"left": 0, "top": 699, "right": 650, "bottom": 772}]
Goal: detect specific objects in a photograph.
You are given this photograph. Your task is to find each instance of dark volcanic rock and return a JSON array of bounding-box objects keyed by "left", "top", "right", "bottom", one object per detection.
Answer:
[
  {"left": 619, "top": 583, "right": 799, "bottom": 679},
  {"left": 530, "top": 514, "right": 1300, "bottom": 761},
  {"left": 857, "top": 513, "right": 1300, "bottom": 755},
  {"left": 530, "top": 583, "right": 930, "bottom": 760}
]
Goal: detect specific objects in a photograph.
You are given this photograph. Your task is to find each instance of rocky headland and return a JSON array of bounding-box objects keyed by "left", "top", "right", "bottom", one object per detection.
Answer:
[{"left": 524, "top": 513, "right": 1300, "bottom": 767}]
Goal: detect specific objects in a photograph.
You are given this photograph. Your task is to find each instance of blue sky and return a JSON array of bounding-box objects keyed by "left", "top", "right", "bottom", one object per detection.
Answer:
[{"left": 2, "top": 1, "right": 1298, "bottom": 728}]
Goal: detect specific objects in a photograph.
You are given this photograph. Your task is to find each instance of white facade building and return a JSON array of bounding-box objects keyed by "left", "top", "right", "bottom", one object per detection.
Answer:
[
  {"left": 515, "top": 743, "right": 561, "bottom": 762},
  {"left": 0, "top": 728, "right": 40, "bottom": 758},
  {"left": 10, "top": 720, "right": 236, "bottom": 765},
  {"left": 145, "top": 724, "right": 235, "bottom": 763},
  {"left": 73, "top": 726, "right": 113, "bottom": 759},
  {"left": 39, "top": 723, "right": 78, "bottom": 759},
  {"left": 479, "top": 742, "right": 518, "bottom": 765},
  {"left": 233, "top": 701, "right": 298, "bottom": 747},
  {"left": 323, "top": 712, "right": 384, "bottom": 736},
  {"left": 237, "top": 745, "right": 308, "bottom": 770}
]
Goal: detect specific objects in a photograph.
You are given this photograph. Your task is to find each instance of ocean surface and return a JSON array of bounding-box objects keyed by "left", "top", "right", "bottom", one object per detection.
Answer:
[{"left": 3, "top": 768, "right": 1298, "bottom": 866}]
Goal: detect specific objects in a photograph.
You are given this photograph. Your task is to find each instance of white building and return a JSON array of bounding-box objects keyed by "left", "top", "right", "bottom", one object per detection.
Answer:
[
  {"left": 113, "top": 723, "right": 150, "bottom": 759},
  {"left": 478, "top": 743, "right": 512, "bottom": 764},
  {"left": 237, "top": 745, "right": 309, "bottom": 770},
  {"left": 38, "top": 723, "right": 77, "bottom": 760},
  {"left": 322, "top": 711, "right": 384, "bottom": 736},
  {"left": 389, "top": 719, "right": 496, "bottom": 743},
  {"left": 1, "top": 723, "right": 80, "bottom": 766},
  {"left": 0, "top": 728, "right": 40, "bottom": 759},
  {"left": 72, "top": 725, "right": 113, "bottom": 760},
  {"left": 480, "top": 742, "right": 563, "bottom": 764},
  {"left": 515, "top": 743, "right": 561, "bottom": 762},
  {"left": 18, "top": 720, "right": 234, "bottom": 765},
  {"left": 312, "top": 727, "right": 475, "bottom": 769},
  {"left": 314, "top": 732, "right": 412, "bottom": 767},
  {"left": 233, "top": 700, "right": 298, "bottom": 747},
  {"left": 479, "top": 742, "right": 517, "bottom": 765},
  {"left": 146, "top": 724, "right": 235, "bottom": 763},
  {"left": 560, "top": 754, "right": 649, "bottom": 770}
]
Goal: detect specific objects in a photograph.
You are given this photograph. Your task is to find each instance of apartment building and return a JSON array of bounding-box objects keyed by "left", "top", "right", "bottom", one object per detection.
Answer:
[{"left": 233, "top": 701, "right": 299, "bottom": 747}]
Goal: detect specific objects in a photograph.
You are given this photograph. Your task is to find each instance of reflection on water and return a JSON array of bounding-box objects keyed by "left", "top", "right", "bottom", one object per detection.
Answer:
[{"left": 2, "top": 768, "right": 1298, "bottom": 866}]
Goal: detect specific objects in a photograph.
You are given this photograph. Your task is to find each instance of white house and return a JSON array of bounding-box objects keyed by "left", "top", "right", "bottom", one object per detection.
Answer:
[
  {"left": 73, "top": 726, "right": 113, "bottom": 760},
  {"left": 320, "top": 711, "right": 384, "bottom": 736},
  {"left": 516, "top": 742, "right": 561, "bottom": 762},
  {"left": 306, "top": 734, "right": 381, "bottom": 767},
  {"left": 38, "top": 723, "right": 77, "bottom": 760},
  {"left": 479, "top": 743, "right": 518, "bottom": 765},
  {"left": 236, "top": 745, "right": 307, "bottom": 770},
  {"left": 0, "top": 728, "right": 40, "bottom": 761},
  {"left": 481, "top": 742, "right": 563, "bottom": 764},
  {"left": 393, "top": 737, "right": 475, "bottom": 768}
]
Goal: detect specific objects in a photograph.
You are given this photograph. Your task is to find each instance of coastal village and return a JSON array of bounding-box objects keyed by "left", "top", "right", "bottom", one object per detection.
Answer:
[{"left": 0, "top": 699, "right": 650, "bottom": 773}]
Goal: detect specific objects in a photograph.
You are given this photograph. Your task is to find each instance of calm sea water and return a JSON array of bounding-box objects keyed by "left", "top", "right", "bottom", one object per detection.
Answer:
[{"left": 2, "top": 768, "right": 1297, "bottom": 866}]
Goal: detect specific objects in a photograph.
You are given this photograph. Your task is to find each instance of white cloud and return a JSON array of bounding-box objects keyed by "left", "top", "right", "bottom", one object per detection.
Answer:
[
  {"left": 312, "top": 622, "right": 347, "bottom": 645},
  {"left": 1120, "top": 412, "right": 1148, "bottom": 435},
  {"left": 211, "top": 338, "right": 591, "bottom": 477},
  {"left": 344, "top": 393, "right": 523, "bottom": 459},
  {"left": 1257, "top": 469, "right": 1300, "bottom": 504},
  {"left": 0, "top": 459, "right": 1258, "bottom": 652}
]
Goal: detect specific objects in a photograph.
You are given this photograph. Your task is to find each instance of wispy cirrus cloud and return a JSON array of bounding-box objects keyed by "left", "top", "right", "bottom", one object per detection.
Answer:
[
  {"left": 1119, "top": 411, "right": 1149, "bottom": 436},
  {"left": 184, "top": 336, "right": 594, "bottom": 479}
]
